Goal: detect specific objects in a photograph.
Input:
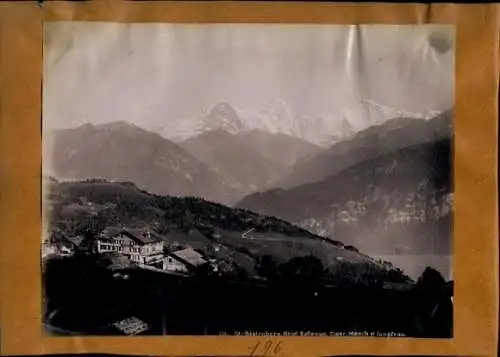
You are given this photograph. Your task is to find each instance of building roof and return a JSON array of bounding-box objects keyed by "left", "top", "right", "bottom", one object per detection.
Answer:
[
  {"left": 169, "top": 248, "right": 207, "bottom": 268},
  {"left": 99, "top": 227, "right": 122, "bottom": 239},
  {"left": 63, "top": 235, "right": 85, "bottom": 247},
  {"left": 123, "top": 229, "right": 163, "bottom": 244},
  {"left": 98, "top": 227, "right": 164, "bottom": 245}
]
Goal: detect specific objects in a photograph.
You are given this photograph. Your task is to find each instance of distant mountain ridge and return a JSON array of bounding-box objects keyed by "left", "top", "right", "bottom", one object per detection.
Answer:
[
  {"left": 44, "top": 120, "right": 321, "bottom": 205},
  {"left": 238, "top": 129, "right": 321, "bottom": 167},
  {"left": 156, "top": 100, "right": 447, "bottom": 147},
  {"left": 236, "top": 137, "right": 453, "bottom": 257},
  {"left": 44, "top": 121, "right": 240, "bottom": 205},
  {"left": 271, "top": 109, "right": 453, "bottom": 190},
  {"left": 155, "top": 101, "right": 358, "bottom": 146},
  {"left": 179, "top": 129, "right": 286, "bottom": 193},
  {"left": 178, "top": 128, "right": 321, "bottom": 195}
]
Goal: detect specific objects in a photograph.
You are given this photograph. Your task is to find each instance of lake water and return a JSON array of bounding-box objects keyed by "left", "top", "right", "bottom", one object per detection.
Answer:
[{"left": 371, "top": 254, "right": 453, "bottom": 281}]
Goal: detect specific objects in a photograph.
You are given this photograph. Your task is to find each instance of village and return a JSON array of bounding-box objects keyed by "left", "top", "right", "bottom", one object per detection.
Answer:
[
  {"left": 41, "top": 226, "right": 229, "bottom": 335},
  {"left": 40, "top": 216, "right": 453, "bottom": 338},
  {"left": 41, "top": 224, "right": 453, "bottom": 337},
  {"left": 42, "top": 226, "right": 214, "bottom": 276}
]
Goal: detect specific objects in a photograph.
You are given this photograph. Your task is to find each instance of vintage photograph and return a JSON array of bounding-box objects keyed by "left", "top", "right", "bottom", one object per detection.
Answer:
[{"left": 41, "top": 23, "right": 454, "bottom": 337}]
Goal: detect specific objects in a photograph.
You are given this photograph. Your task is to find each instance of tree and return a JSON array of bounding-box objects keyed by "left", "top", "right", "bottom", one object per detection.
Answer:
[
  {"left": 78, "top": 230, "right": 98, "bottom": 255},
  {"left": 234, "top": 265, "right": 248, "bottom": 281},
  {"left": 388, "top": 267, "right": 411, "bottom": 283},
  {"left": 344, "top": 245, "right": 359, "bottom": 253},
  {"left": 413, "top": 267, "right": 451, "bottom": 337},
  {"left": 180, "top": 213, "right": 195, "bottom": 231},
  {"left": 330, "top": 260, "right": 359, "bottom": 287},
  {"left": 277, "top": 255, "right": 327, "bottom": 286},
  {"left": 328, "top": 260, "right": 392, "bottom": 288},
  {"left": 193, "top": 263, "right": 217, "bottom": 280},
  {"left": 255, "top": 255, "right": 279, "bottom": 280},
  {"left": 417, "top": 267, "right": 446, "bottom": 289},
  {"left": 218, "top": 259, "right": 247, "bottom": 280}
]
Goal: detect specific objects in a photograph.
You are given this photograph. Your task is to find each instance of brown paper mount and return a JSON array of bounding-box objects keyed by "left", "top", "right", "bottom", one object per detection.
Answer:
[{"left": 0, "top": 1, "right": 498, "bottom": 357}]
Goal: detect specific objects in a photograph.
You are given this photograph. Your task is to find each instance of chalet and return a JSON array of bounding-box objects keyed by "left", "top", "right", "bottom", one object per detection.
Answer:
[
  {"left": 58, "top": 235, "right": 85, "bottom": 256},
  {"left": 164, "top": 248, "right": 208, "bottom": 274},
  {"left": 41, "top": 234, "right": 86, "bottom": 258},
  {"left": 96, "top": 228, "right": 165, "bottom": 269},
  {"left": 54, "top": 234, "right": 97, "bottom": 256},
  {"left": 99, "top": 226, "right": 122, "bottom": 239}
]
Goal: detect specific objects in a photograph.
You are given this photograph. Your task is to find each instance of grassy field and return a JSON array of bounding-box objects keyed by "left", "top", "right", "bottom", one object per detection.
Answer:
[
  {"left": 212, "top": 229, "right": 373, "bottom": 269},
  {"left": 45, "top": 180, "right": 399, "bottom": 280}
]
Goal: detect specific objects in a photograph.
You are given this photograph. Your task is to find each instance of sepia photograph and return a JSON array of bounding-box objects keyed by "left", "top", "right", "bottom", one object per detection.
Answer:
[{"left": 41, "top": 23, "right": 454, "bottom": 338}]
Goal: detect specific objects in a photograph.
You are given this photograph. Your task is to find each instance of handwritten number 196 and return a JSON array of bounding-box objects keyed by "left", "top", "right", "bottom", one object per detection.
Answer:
[{"left": 249, "top": 340, "right": 282, "bottom": 356}]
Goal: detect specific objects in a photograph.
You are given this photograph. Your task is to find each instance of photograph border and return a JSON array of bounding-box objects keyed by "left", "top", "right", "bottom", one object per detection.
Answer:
[{"left": 0, "top": 2, "right": 498, "bottom": 357}]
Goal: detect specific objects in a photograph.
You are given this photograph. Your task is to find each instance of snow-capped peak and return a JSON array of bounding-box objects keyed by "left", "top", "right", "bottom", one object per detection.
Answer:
[
  {"left": 159, "top": 102, "right": 248, "bottom": 142},
  {"left": 157, "top": 99, "right": 444, "bottom": 146},
  {"left": 259, "top": 100, "right": 295, "bottom": 134},
  {"left": 361, "top": 99, "right": 443, "bottom": 123},
  {"left": 199, "top": 102, "right": 248, "bottom": 135}
]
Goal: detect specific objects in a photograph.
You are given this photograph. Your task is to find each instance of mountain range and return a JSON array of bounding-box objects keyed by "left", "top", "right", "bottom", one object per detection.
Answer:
[
  {"left": 154, "top": 100, "right": 343, "bottom": 147},
  {"left": 44, "top": 106, "right": 454, "bottom": 262},
  {"left": 179, "top": 129, "right": 320, "bottom": 193},
  {"left": 156, "top": 100, "right": 445, "bottom": 147},
  {"left": 157, "top": 102, "right": 250, "bottom": 143},
  {"left": 44, "top": 121, "right": 239, "bottom": 204},
  {"left": 236, "top": 114, "right": 454, "bottom": 257},
  {"left": 44, "top": 119, "right": 320, "bottom": 205},
  {"left": 270, "top": 109, "right": 453, "bottom": 190}
]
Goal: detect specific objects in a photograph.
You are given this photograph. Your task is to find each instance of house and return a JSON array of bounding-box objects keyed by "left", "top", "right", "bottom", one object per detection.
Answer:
[
  {"left": 164, "top": 248, "right": 208, "bottom": 274},
  {"left": 40, "top": 234, "right": 86, "bottom": 258},
  {"left": 57, "top": 235, "right": 85, "bottom": 256},
  {"left": 55, "top": 234, "right": 98, "bottom": 256},
  {"left": 41, "top": 243, "right": 58, "bottom": 259},
  {"left": 96, "top": 228, "right": 165, "bottom": 269},
  {"left": 99, "top": 226, "right": 122, "bottom": 238},
  {"left": 58, "top": 245, "right": 74, "bottom": 257}
]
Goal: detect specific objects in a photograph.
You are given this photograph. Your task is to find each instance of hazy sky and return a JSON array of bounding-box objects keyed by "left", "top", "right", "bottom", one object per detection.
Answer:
[{"left": 43, "top": 23, "right": 454, "bottom": 131}]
